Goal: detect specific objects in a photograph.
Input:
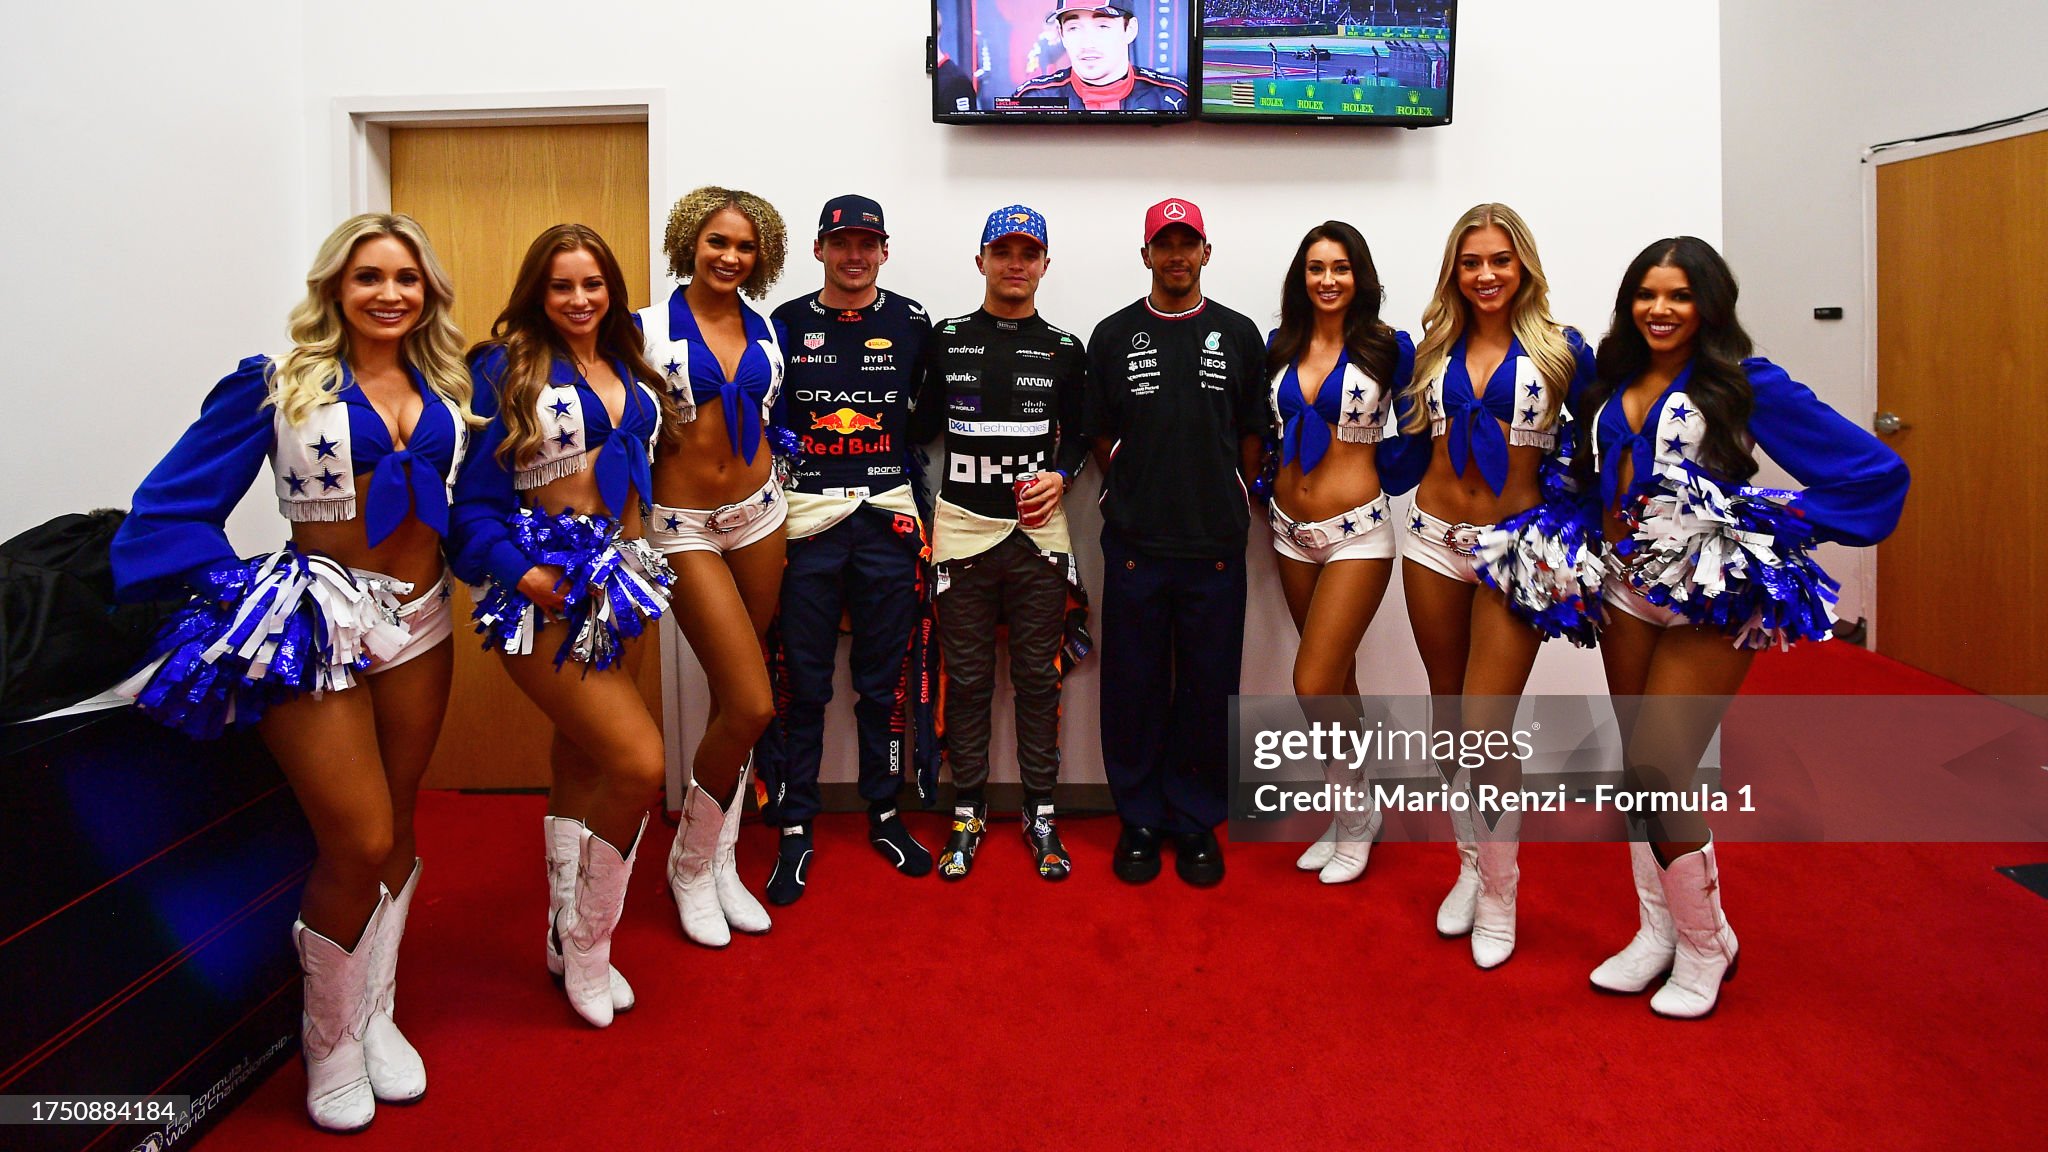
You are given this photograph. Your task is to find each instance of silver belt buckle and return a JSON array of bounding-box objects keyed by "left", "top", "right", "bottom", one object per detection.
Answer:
[
  {"left": 707, "top": 501, "right": 751, "bottom": 533},
  {"left": 1444, "top": 524, "right": 1482, "bottom": 554}
]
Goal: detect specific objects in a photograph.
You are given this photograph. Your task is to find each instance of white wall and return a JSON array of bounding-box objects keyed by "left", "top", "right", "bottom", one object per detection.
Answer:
[
  {"left": 3, "top": 2, "right": 307, "bottom": 554},
  {"left": 5, "top": 1, "right": 1724, "bottom": 787},
  {"left": 1719, "top": 0, "right": 2048, "bottom": 628}
]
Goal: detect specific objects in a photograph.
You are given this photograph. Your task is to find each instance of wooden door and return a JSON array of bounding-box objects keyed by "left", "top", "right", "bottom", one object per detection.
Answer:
[
  {"left": 1875, "top": 127, "right": 2048, "bottom": 693},
  {"left": 389, "top": 121, "right": 660, "bottom": 788}
]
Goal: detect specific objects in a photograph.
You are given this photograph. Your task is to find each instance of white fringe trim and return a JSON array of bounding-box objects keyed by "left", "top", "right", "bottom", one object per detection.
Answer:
[
  {"left": 1334, "top": 425, "right": 1384, "bottom": 444},
  {"left": 282, "top": 497, "right": 357, "bottom": 522},
  {"left": 515, "top": 453, "right": 587, "bottom": 490},
  {"left": 1508, "top": 427, "right": 1556, "bottom": 450}
]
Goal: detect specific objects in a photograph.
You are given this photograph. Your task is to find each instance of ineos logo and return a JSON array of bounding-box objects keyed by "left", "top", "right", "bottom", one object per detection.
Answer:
[{"left": 1131, "top": 331, "right": 1152, "bottom": 351}]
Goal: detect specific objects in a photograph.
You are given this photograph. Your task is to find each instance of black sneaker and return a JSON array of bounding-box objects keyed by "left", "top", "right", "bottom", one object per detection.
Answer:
[
  {"left": 765, "top": 824, "right": 812, "bottom": 906},
  {"left": 1022, "top": 801, "right": 1071, "bottom": 882},
  {"left": 869, "top": 808, "right": 934, "bottom": 877},
  {"left": 937, "top": 803, "right": 987, "bottom": 881}
]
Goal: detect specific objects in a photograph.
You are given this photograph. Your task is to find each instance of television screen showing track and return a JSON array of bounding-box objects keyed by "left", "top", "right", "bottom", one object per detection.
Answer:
[{"left": 1200, "top": 2, "right": 1452, "bottom": 122}]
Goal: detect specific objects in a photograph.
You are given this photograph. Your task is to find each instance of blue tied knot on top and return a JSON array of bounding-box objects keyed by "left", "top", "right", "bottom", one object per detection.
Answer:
[{"left": 1275, "top": 350, "right": 1348, "bottom": 475}]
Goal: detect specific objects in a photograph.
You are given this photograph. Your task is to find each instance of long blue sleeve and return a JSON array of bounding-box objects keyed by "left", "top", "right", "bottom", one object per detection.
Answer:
[
  {"left": 1744, "top": 357, "right": 1908, "bottom": 547},
  {"left": 447, "top": 349, "right": 535, "bottom": 590},
  {"left": 1374, "top": 332, "right": 1424, "bottom": 497},
  {"left": 112, "top": 356, "right": 275, "bottom": 602},
  {"left": 1377, "top": 391, "right": 1429, "bottom": 498}
]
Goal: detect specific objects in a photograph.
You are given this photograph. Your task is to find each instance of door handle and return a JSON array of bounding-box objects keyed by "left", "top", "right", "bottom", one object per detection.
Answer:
[{"left": 1874, "top": 411, "right": 1909, "bottom": 435}]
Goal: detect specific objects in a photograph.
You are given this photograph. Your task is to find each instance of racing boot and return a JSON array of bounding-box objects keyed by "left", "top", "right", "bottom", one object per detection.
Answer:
[
  {"left": 937, "top": 799, "right": 988, "bottom": 881},
  {"left": 1022, "top": 799, "right": 1071, "bottom": 882}
]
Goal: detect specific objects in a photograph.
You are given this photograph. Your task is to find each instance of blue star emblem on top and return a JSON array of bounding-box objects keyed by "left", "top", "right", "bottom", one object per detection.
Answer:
[
  {"left": 1669, "top": 402, "right": 1692, "bottom": 421},
  {"left": 664, "top": 359, "right": 681, "bottom": 377},
  {"left": 1524, "top": 381, "right": 1541, "bottom": 397},
  {"left": 1521, "top": 406, "right": 1539, "bottom": 423},
  {"left": 1348, "top": 384, "right": 1365, "bottom": 402},
  {"left": 1664, "top": 435, "right": 1687, "bottom": 454},
  {"left": 317, "top": 468, "right": 344, "bottom": 491},
  {"left": 1340, "top": 517, "right": 1358, "bottom": 535},
  {"left": 548, "top": 398, "right": 573, "bottom": 419},
  {"left": 1368, "top": 505, "right": 1384, "bottom": 523},
  {"left": 662, "top": 513, "right": 682, "bottom": 532},
  {"left": 285, "top": 469, "right": 307, "bottom": 496},
  {"left": 554, "top": 428, "right": 578, "bottom": 449},
  {"left": 310, "top": 435, "right": 340, "bottom": 460}
]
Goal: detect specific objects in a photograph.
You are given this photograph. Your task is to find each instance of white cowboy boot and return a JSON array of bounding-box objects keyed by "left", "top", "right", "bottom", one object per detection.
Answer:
[
  {"left": 714, "top": 761, "right": 771, "bottom": 934},
  {"left": 668, "top": 783, "right": 729, "bottom": 947},
  {"left": 559, "top": 814, "right": 646, "bottom": 1028},
  {"left": 544, "top": 816, "right": 635, "bottom": 1011},
  {"left": 1296, "top": 820, "right": 1337, "bottom": 871},
  {"left": 1470, "top": 807, "right": 1520, "bottom": 969},
  {"left": 294, "top": 895, "right": 385, "bottom": 1133},
  {"left": 1649, "top": 836, "right": 1739, "bottom": 1019},
  {"left": 1435, "top": 769, "right": 1480, "bottom": 936},
  {"left": 1590, "top": 839, "right": 1677, "bottom": 993},
  {"left": 363, "top": 861, "right": 425, "bottom": 1104},
  {"left": 1318, "top": 797, "right": 1383, "bottom": 885}
]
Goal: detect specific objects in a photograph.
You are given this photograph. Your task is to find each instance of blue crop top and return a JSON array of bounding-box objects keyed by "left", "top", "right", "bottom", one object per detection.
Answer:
[
  {"left": 1271, "top": 329, "right": 1415, "bottom": 476},
  {"left": 655, "top": 288, "right": 780, "bottom": 464},
  {"left": 1591, "top": 357, "right": 1909, "bottom": 547},
  {"left": 113, "top": 355, "right": 464, "bottom": 601},
  {"left": 448, "top": 347, "right": 661, "bottom": 590}
]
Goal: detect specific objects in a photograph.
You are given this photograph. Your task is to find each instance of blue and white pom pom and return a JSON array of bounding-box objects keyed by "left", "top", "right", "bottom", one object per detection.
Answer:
[
  {"left": 1620, "top": 462, "right": 1840, "bottom": 650},
  {"left": 472, "top": 509, "right": 673, "bottom": 671},
  {"left": 1475, "top": 501, "right": 1606, "bottom": 648},
  {"left": 118, "top": 545, "right": 410, "bottom": 739},
  {"left": 768, "top": 424, "right": 804, "bottom": 491}
]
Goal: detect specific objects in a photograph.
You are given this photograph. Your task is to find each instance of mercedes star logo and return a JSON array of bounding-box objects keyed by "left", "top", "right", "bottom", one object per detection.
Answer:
[
  {"left": 1132, "top": 331, "right": 1152, "bottom": 350},
  {"left": 1163, "top": 202, "right": 1187, "bottom": 220}
]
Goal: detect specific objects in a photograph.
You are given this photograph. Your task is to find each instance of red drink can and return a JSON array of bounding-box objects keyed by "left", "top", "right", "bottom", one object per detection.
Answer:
[{"left": 1014, "top": 476, "right": 1047, "bottom": 528}]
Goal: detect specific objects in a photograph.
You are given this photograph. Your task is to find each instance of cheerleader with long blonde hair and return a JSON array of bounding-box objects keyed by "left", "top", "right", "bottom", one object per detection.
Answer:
[{"left": 114, "top": 213, "right": 475, "bottom": 1132}]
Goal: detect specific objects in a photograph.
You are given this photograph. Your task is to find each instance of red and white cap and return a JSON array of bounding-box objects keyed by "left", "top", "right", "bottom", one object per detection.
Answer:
[{"left": 1144, "top": 198, "right": 1207, "bottom": 243}]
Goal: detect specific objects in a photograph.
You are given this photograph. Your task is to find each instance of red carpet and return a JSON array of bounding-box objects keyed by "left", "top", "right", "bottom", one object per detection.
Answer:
[{"left": 196, "top": 648, "right": 2045, "bottom": 1150}]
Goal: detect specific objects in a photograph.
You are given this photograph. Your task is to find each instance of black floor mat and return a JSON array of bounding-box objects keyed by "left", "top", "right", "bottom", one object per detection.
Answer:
[{"left": 1996, "top": 863, "right": 2048, "bottom": 901}]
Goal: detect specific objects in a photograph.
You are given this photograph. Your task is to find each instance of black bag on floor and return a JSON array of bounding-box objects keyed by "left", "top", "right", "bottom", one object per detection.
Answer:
[{"left": 0, "top": 509, "right": 175, "bottom": 724}]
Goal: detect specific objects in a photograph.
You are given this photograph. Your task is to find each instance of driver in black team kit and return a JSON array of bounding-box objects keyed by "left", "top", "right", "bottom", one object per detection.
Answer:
[
  {"left": 910, "top": 205, "right": 1091, "bottom": 882},
  {"left": 1012, "top": 3, "right": 1189, "bottom": 112},
  {"left": 1085, "top": 198, "right": 1266, "bottom": 886},
  {"left": 759, "top": 195, "right": 937, "bottom": 905}
]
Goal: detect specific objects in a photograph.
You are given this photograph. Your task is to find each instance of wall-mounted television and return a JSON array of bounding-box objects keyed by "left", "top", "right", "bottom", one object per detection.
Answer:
[
  {"left": 933, "top": 1, "right": 1195, "bottom": 123},
  {"left": 1198, "top": 1, "right": 1456, "bottom": 126}
]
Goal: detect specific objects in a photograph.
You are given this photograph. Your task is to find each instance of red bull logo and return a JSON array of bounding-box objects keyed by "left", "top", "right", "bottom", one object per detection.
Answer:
[{"left": 809, "top": 407, "right": 885, "bottom": 435}]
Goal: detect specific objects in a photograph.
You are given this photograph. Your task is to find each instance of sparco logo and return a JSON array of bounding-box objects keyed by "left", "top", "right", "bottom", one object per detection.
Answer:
[{"left": 947, "top": 345, "right": 984, "bottom": 355}]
